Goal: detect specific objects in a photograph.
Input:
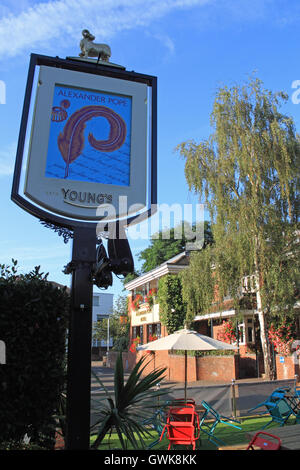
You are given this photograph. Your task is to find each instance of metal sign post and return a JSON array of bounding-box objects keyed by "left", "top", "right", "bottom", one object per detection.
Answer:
[{"left": 65, "top": 227, "right": 96, "bottom": 450}]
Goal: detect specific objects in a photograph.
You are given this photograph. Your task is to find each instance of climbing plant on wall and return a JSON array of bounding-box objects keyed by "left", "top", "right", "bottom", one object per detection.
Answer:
[{"left": 157, "top": 274, "right": 187, "bottom": 334}]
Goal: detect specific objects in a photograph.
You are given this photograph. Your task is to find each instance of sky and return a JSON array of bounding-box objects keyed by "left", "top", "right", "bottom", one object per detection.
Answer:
[{"left": 1, "top": 0, "right": 300, "bottom": 302}]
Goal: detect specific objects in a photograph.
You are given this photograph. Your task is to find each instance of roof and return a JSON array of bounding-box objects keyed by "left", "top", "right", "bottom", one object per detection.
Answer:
[{"left": 124, "top": 251, "right": 189, "bottom": 291}]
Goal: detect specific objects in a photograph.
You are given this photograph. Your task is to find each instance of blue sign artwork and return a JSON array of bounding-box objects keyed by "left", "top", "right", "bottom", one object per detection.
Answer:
[{"left": 45, "top": 85, "right": 132, "bottom": 186}]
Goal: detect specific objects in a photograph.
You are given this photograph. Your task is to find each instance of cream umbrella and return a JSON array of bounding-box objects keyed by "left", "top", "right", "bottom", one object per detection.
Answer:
[{"left": 137, "top": 328, "right": 236, "bottom": 401}]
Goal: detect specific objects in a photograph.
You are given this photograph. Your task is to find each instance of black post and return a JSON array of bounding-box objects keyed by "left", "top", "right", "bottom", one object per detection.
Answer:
[{"left": 65, "top": 226, "right": 96, "bottom": 450}]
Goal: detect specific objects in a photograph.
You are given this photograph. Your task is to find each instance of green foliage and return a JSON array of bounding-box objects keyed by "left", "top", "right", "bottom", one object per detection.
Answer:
[
  {"left": 122, "top": 270, "right": 141, "bottom": 288},
  {"left": 171, "top": 349, "right": 235, "bottom": 357},
  {"left": 93, "top": 295, "right": 130, "bottom": 351},
  {"left": 177, "top": 77, "right": 299, "bottom": 312},
  {"left": 181, "top": 247, "right": 215, "bottom": 321},
  {"left": 138, "top": 222, "right": 213, "bottom": 273},
  {"left": 90, "top": 352, "right": 169, "bottom": 449},
  {"left": 176, "top": 75, "right": 300, "bottom": 378},
  {"left": 138, "top": 227, "right": 186, "bottom": 273},
  {"left": 0, "top": 440, "right": 47, "bottom": 450},
  {"left": 0, "top": 261, "right": 69, "bottom": 447},
  {"left": 158, "top": 274, "right": 187, "bottom": 333},
  {"left": 259, "top": 224, "right": 300, "bottom": 320}
]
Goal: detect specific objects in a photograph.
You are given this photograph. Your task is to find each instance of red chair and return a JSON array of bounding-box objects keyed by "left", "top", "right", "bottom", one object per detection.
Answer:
[
  {"left": 169, "top": 398, "right": 196, "bottom": 406},
  {"left": 160, "top": 403, "right": 200, "bottom": 450},
  {"left": 246, "top": 431, "right": 281, "bottom": 450}
]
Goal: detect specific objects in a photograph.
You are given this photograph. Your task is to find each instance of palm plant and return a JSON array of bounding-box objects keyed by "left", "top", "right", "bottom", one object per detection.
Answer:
[{"left": 90, "top": 352, "right": 170, "bottom": 450}]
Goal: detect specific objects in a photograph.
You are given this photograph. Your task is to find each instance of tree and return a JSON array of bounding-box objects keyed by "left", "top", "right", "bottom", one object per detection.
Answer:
[
  {"left": 177, "top": 76, "right": 299, "bottom": 380},
  {"left": 138, "top": 222, "right": 213, "bottom": 273},
  {"left": 181, "top": 246, "right": 216, "bottom": 327},
  {"left": 121, "top": 270, "right": 141, "bottom": 289},
  {"left": 93, "top": 295, "right": 130, "bottom": 351}
]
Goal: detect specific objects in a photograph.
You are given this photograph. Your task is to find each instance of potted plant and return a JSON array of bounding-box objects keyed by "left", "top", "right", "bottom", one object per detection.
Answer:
[
  {"left": 144, "top": 288, "right": 157, "bottom": 311},
  {"left": 131, "top": 294, "right": 143, "bottom": 311},
  {"left": 129, "top": 336, "right": 140, "bottom": 353}
]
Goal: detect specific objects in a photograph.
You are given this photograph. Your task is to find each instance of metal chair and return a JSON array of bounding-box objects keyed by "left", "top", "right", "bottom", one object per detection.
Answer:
[
  {"left": 246, "top": 431, "right": 281, "bottom": 450},
  {"left": 142, "top": 404, "right": 170, "bottom": 449},
  {"left": 248, "top": 396, "right": 294, "bottom": 428},
  {"left": 199, "top": 400, "right": 242, "bottom": 446},
  {"left": 218, "top": 431, "right": 281, "bottom": 450},
  {"left": 269, "top": 387, "right": 291, "bottom": 401},
  {"left": 160, "top": 403, "right": 200, "bottom": 450},
  {"left": 169, "top": 398, "right": 196, "bottom": 406}
]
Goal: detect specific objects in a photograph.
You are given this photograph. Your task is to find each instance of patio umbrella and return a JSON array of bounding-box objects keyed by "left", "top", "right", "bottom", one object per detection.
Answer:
[{"left": 137, "top": 328, "right": 236, "bottom": 401}]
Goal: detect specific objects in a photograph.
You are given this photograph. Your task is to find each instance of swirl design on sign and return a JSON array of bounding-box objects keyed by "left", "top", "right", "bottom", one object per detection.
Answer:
[{"left": 57, "top": 105, "right": 127, "bottom": 178}]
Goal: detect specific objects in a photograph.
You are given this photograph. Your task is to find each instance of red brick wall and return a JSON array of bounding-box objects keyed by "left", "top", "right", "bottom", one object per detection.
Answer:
[
  {"left": 195, "top": 322, "right": 210, "bottom": 336},
  {"left": 168, "top": 354, "right": 197, "bottom": 382},
  {"left": 196, "top": 355, "right": 238, "bottom": 382},
  {"left": 213, "top": 323, "right": 230, "bottom": 342},
  {"left": 136, "top": 350, "right": 170, "bottom": 379},
  {"left": 108, "top": 350, "right": 239, "bottom": 383},
  {"left": 275, "top": 354, "right": 299, "bottom": 380},
  {"left": 106, "top": 350, "right": 134, "bottom": 370}
]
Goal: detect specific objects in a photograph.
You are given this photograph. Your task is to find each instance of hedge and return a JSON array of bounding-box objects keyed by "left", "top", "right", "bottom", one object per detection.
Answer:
[{"left": 0, "top": 262, "right": 69, "bottom": 448}]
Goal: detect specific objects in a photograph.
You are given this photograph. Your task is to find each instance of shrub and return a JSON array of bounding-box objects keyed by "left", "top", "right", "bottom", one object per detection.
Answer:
[{"left": 0, "top": 261, "right": 69, "bottom": 448}]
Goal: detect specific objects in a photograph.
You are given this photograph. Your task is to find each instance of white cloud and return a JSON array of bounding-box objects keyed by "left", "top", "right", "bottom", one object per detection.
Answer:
[
  {"left": 151, "top": 32, "right": 175, "bottom": 55},
  {"left": 0, "top": 0, "right": 210, "bottom": 59}
]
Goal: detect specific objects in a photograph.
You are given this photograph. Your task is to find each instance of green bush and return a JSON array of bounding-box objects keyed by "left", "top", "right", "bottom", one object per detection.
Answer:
[
  {"left": 0, "top": 261, "right": 69, "bottom": 448},
  {"left": 171, "top": 349, "right": 235, "bottom": 357}
]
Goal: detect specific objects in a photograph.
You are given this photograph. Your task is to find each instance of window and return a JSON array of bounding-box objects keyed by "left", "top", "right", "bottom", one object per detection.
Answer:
[
  {"left": 247, "top": 318, "right": 254, "bottom": 343},
  {"left": 139, "top": 325, "right": 144, "bottom": 344},
  {"left": 132, "top": 326, "right": 145, "bottom": 343},
  {"left": 238, "top": 323, "right": 245, "bottom": 345},
  {"left": 147, "top": 323, "right": 161, "bottom": 341},
  {"left": 93, "top": 295, "right": 100, "bottom": 307}
]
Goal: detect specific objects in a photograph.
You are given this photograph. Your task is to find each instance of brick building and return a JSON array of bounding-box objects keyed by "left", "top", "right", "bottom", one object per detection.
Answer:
[
  {"left": 124, "top": 252, "right": 299, "bottom": 381},
  {"left": 125, "top": 252, "right": 189, "bottom": 345}
]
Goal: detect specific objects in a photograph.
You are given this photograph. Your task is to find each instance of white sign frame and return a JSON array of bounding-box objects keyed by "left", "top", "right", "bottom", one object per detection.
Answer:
[{"left": 24, "top": 65, "right": 148, "bottom": 221}]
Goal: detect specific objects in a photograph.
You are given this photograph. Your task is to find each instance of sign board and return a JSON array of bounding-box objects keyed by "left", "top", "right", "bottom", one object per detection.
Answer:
[
  {"left": 12, "top": 54, "right": 157, "bottom": 229},
  {"left": 131, "top": 304, "right": 160, "bottom": 326}
]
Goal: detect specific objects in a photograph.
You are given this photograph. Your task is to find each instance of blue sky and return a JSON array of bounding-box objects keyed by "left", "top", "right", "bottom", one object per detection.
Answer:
[{"left": 1, "top": 0, "right": 300, "bottom": 300}]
